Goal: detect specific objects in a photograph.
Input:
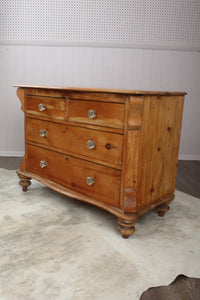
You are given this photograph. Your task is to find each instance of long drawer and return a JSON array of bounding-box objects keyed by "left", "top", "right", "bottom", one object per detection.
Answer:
[
  {"left": 26, "top": 96, "right": 65, "bottom": 120},
  {"left": 26, "top": 118, "right": 123, "bottom": 166},
  {"left": 68, "top": 99, "right": 125, "bottom": 129},
  {"left": 26, "top": 144, "right": 121, "bottom": 207}
]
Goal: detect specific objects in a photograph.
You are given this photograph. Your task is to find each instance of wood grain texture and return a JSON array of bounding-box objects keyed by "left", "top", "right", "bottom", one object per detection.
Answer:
[
  {"left": 155, "top": 203, "right": 170, "bottom": 217},
  {"left": 123, "top": 187, "right": 137, "bottom": 213},
  {"left": 137, "top": 194, "right": 174, "bottom": 217},
  {"left": 120, "top": 96, "right": 143, "bottom": 212},
  {"left": 68, "top": 99, "right": 125, "bottom": 129},
  {"left": 16, "top": 169, "right": 136, "bottom": 222},
  {"left": 26, "top": 117, "right": 123, "bottom": 166},
  {"left": 18, "top": 174, "right": 31, "bottom": 192},
  {"left": 16, "top": 85, "right": 185, "bottom": 238},
  {"left": 67, "top": 92, "right": 125, "bottom": 103},
  {"left": 26, "top": 113, "right": 123, "bottom": 134},
  {"left": 14, "top": 84, "right": 187, "bottom": 96},
  {"left": 27, "top": 140, "right": 122, "bottom": 171},
  {"left": 1, "top": 159, "right": 199, "bottom": 199},
  {"left": 117, "top": 215, "right": 137, "bottom": 239},
  {"left": 136, "top": 95, "right": 185, "bottom": 210},
  {"left": 26, "top": 96, "right": 66, "bottom": 120},
  {"left": 25, "top": 88, "right": 65, "bottom": 98},
  {"left": 128, "top": 96, "right": 144, "bottom": 129},
  {"left": 26, "top": 144, "right": 121, "bottom": 207}
]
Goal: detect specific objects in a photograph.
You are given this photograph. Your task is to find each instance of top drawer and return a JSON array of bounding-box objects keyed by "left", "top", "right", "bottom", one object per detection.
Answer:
[
  {"left": 26, "top": 96, "right": 65, "bottom": 120},
  {"left": 68, "top": 99, "right": 125, "bottom": 129}
]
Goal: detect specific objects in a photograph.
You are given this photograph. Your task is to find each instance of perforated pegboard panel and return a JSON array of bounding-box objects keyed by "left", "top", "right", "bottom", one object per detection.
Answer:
[{"left": 0, "top": 0, "right": 200, "bottom": 50}]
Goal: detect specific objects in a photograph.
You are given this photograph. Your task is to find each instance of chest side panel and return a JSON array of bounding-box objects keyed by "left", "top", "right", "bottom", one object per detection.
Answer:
[{"left": 136, "top": 95, "right": 185, "bottom": 211}]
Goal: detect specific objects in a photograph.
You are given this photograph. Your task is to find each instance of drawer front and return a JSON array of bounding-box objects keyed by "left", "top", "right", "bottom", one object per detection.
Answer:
[
  {"left": 27, "top": 118, "right": 123, "bottom": 166},
  {"left": 26, "top": 144, "right": 121, "bottom": 207},
  {"left": 68, "top": 100, "right": 124, "bottom": 129},
  {"left": 26, "top": 96, "right": 65, "bottom": 119}
]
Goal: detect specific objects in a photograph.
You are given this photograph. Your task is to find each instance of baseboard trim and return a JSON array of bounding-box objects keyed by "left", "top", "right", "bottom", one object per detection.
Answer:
[
  {"left": 0, "top": 151, "right": 24, "bottom": 157},
  {"left": 179, "top": 154, "right": 200, "bottom": 161}
]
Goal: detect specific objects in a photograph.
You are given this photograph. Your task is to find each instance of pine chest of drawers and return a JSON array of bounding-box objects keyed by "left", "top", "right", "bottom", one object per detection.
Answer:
[{"left": 15, "top": 85, "right": 186, "bottom": 238}]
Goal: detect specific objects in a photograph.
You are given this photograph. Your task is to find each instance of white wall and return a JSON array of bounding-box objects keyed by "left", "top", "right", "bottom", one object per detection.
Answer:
[{"left": 0, "top": 45, "right": 200, "bottom": 159}]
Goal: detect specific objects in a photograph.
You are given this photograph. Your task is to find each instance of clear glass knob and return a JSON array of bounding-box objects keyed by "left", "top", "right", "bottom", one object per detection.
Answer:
[
  {"left": 86, "top": 177, "right": 95, "bottom": 185},
  {"left": 40, "top": 129, "right": 47, "bottom": 137},
  {"left": 88, "top": 109, "right": 96, "bottom": 119},
  {"left": 40, "top": 160, "right": 47, "bottom": 168},
  {"left": 87, "top": 140, "right": 96, "bottom": 149},
  {"left": 38, "top": 103, "right": 46, "bottom": 111}
]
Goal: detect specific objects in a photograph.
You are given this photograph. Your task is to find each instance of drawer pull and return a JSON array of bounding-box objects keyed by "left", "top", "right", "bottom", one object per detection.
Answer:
[
  {"left": 40, "top": 129, "right": 47, "bottom": 137},
  {"left": 87, "top": 140, "right": 96, "bottom": 149},
  {"left": 38, "top": 104, "right": 47, "bottom": 111},
  {"left": 40, "top": 160, "right": 47, "bottom": 168},
  {"left": 88, "top": 109, "right": 96, "bottom": 119},
  {"left": 86, "top": 177, "right": 95, "bottom": 185}
]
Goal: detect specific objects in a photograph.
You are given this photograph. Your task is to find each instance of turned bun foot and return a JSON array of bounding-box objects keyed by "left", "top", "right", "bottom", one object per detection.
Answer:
[
  {"left": 156, "top": 203, "right": 170, "bottom": 217},
  {"left": 18, "top": 175, "right": 32, "bottom": 192},
  {"left": 117, "top": 216, "right": 137, "bottom": 238}
]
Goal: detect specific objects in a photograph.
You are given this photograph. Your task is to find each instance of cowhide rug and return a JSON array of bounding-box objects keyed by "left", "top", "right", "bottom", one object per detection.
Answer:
[{"left": 0, "top": 168, "right": 200, "bottom": 300}]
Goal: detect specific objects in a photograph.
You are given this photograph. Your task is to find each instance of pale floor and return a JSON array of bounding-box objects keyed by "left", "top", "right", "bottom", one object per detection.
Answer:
[{"left": 0, "top": 159, "right": 199, "bottom": 299}]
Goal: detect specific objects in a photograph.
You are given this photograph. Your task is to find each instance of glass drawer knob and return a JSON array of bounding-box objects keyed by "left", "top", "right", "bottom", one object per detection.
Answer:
[
  {"left": 87, "top": 140, "right": 96, "bottom": 149},
  {"left": 40, "top": 160, "right": 47, "bottom": 168},
  {"left": 40, "top": 129, "right": 47, "bottom": 137},
  {"left": 39, "top": 104, "right": 46, "bottom": 111},
  {"left": 88, "top": 109, "right": 96, "bottom": 119},
  {"left": 86, "top": 177, "right": 95, "bottom": 185}
]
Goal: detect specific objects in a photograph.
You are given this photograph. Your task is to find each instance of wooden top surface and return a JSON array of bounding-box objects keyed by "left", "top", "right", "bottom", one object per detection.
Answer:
[{"left": 14, "top": 84, "right": 187, "bottom": 96}]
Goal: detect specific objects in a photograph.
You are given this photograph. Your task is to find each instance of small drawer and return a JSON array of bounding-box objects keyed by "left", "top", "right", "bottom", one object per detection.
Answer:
[
  {"left": 68, "top": 99, "right": 125, "bottom": 129},
  {"left": 26, "top": 118, "right": 123, "bottom": 166},
  {"left": 27, "top": 144, "right": 121, "bottom": 207},
  {"left": 26, "top": 96, "right": 65, "bottom": 120}
]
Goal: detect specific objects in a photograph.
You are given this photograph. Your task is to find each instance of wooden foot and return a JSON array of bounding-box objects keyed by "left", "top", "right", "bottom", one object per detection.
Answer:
[
  {"left": 18, "top": 175, "right": 32, "bottom": 192},
  {"left": 156, "top": 203, "right": 170, "bottom": 217},
  {"left": 117, "top": 215, "right": 137, "bottom": 238}
]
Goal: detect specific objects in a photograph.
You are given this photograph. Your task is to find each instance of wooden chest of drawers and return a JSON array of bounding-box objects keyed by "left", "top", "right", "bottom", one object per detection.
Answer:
[{"left": 15, "top": 85, "right": 186, "bottom": 238}]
